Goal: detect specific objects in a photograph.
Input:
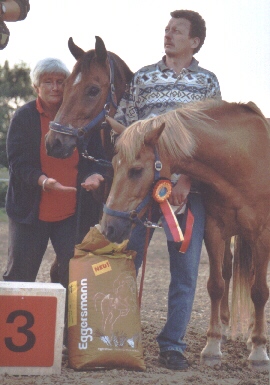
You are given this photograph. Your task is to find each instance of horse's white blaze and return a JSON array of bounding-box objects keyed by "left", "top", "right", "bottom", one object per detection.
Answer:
[{"left": 73, "top": 72, "right": 82, "bottom": 85}]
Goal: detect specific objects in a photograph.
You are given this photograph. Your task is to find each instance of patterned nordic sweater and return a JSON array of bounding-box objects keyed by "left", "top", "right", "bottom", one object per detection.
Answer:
[{"left": 114, "top": 56, "right": 221, "bottom": 127}]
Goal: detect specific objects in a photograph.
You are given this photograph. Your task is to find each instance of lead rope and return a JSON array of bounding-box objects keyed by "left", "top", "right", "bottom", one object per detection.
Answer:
[{"left": 138, "top": 205, "right": 152, "bottom": 308}]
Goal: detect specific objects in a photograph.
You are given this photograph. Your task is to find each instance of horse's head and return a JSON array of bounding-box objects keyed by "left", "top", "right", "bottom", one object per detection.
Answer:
[
  {"left": 45, "top": 36, "right": 133, "bottom": 159},
  {"left": 100, "top": 119, "right": 167, "bottom": 243}
]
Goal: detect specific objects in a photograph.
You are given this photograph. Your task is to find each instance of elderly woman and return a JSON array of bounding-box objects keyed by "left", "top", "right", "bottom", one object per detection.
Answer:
[{"left": 3, "top": 58, "right": 105, "bottom": 289}]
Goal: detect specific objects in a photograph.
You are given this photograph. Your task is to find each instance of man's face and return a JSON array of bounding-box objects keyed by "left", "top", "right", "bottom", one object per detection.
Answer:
[
  {"left": 35, "top": 73, "right": 66, "bottom": 108},
  {"left": 164, "top": 18, "right": 199, "bottom": 58}
]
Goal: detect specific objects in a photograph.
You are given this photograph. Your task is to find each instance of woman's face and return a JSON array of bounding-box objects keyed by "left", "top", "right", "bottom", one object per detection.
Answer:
[{"left": 35, "top": 72, "right": 66, "bottom": 109}]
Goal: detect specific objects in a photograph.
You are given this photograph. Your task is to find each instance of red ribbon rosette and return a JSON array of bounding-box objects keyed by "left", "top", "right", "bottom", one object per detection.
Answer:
[
  {"left": 152, "top": 179, "right": 172, "bottom": 203},
  {"left": 152, "top": 179, "right": 184, "bottom": 243}
]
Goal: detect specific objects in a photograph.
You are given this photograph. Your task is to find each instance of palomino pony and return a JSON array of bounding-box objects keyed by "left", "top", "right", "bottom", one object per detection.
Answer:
[
  {"left": 101, "top": 99, "right": 270, "bottom": 370},
  {"left": 45, "top": 36, "right": 133, "bottom": 281}
]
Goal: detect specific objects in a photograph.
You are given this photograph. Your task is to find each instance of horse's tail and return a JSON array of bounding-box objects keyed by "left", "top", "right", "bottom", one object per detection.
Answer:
[{"left": 230, "top": 235, "right": 254, "bottom": 339}]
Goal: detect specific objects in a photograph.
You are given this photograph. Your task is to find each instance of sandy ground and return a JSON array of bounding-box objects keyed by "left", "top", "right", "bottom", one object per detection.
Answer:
[{"left": 0, "top": 221, "right": 269, "bottom": 385}]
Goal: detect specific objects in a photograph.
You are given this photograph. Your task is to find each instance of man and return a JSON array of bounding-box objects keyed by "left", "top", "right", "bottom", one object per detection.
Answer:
[{"left": 114, "top": 10, "right": 221, "bottom": 370}]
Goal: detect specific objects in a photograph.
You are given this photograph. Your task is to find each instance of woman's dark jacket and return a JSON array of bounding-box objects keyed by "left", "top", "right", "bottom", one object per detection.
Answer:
[{"left": 6, "top": 100, "right": 106, "bottom": 240}]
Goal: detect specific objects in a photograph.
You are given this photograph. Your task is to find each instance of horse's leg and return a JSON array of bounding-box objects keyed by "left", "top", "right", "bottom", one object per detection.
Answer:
[
  {"left": 231, "top": 236, "right": 254, "bottom": 349},
  {"left": 220, "top": 237, "right": 233, "bottom": 343},
  {"left": 200, "top": 216, "right": 225, "bottom": 367},
  {"left": 248, "top": 238, "right": 269, "bottom": 371},
  {"left": 246, "top": 311, "right": 255, "bottom": 351}
]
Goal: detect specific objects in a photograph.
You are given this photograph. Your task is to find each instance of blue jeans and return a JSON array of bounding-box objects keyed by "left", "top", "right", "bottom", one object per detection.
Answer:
[{"left": 127, "top": 193, "right": 205, "bottom": 354}]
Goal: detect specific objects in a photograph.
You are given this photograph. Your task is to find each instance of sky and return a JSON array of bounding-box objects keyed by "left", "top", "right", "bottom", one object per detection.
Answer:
[{"left": 1, "top": 0, "right": 270, "bottom": 117}]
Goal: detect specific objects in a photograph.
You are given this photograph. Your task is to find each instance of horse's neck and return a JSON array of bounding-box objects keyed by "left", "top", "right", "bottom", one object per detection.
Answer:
[
  {"left": 114, "top": 74, "right": 128, "bottom": 104},
  {"left": 113, "top": 56, "right": 133, "bottom": 104},
  {"left": 104, "top": 61, "right": 132, "bottom": 161}
]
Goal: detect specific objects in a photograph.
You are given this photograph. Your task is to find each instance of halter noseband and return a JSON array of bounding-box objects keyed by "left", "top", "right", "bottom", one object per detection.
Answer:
[
  {"left": 103, "top": 148, "right": 165, "bottom": 224},
  {"left": 49, "top": 54, "right": 118, "bottom": 152}
]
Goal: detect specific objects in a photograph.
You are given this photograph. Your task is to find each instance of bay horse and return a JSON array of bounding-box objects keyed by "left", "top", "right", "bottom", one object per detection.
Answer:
[
  {"left": 45, "top": 36, "right": 133, "bottom": 282},
  {"left": 46, "top": 35, "right": 133, "bottom": 161},
  {"left": 100, "top": 99, "right": 270, "bottom": 370}
]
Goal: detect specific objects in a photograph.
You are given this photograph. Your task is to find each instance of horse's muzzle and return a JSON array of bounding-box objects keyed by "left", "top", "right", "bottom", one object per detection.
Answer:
[
  {"left": 100, "top": 215, "right": 132, "bottom": 244},
  {"left": 45, "top": 132, "right": 76, "bottom": 159}
]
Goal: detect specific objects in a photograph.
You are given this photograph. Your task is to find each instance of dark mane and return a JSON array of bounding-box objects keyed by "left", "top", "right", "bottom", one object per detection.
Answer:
[{"left": 109, "top": 52, "right": 133, "bottom": 84}]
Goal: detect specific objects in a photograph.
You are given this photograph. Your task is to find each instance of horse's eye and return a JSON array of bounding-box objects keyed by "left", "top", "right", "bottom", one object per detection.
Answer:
[
  {"left": 128, "top": 168, "right": 143, "bottom": 179},
  {"left": 87, "top": 86, "right": 100, "bottom": 97}
]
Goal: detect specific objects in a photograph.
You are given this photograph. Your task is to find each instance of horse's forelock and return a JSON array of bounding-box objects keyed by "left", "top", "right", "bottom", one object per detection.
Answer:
[{"left": 115, "top": 121, "right": 146, "bottom": 166}]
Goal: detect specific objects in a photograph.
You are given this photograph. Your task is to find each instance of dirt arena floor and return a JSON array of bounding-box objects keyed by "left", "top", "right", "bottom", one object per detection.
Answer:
[{"left": 0, "top": 221, "right": 269, "bottom": 385}]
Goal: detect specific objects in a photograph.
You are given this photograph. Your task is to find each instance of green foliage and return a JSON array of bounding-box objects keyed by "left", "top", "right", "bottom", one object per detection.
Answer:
[
  {"left": 0, "top": 207, "right": 7, "bottom": 222},
  {"left": 0, "top": 181, "right": 7, "bottom": 208},
  {"left": 0, "top": 61, "right": 35, "bottom": 168}
]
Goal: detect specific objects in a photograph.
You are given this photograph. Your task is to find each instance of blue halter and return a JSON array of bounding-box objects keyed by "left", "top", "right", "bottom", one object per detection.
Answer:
[{"left": 103, "top": 148, "right": 163, "bottom": 223}]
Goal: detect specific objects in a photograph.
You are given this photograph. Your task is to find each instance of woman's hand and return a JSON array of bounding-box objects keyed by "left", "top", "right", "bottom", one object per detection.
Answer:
[{"left": 39, "top": 176, "right": 76, "bottom": 192}]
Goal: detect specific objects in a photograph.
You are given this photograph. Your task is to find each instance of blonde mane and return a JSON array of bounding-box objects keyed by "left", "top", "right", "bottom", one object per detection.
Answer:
[{"left": 116, "top": 99, "right": 221, "bottom": 165}]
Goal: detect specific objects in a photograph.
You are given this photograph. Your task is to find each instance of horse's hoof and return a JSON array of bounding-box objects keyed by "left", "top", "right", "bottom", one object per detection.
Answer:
[
  {"left": 200, "top": 354, "right": 222, "bottom": 368},
  {"left": 248, "top": 359, "right": 269, "bottom": 372}
]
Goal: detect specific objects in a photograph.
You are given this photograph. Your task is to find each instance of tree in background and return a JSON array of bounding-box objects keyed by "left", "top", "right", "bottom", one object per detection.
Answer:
[{"left": 0, "top": 60, "right": 34, "bottom": 168}]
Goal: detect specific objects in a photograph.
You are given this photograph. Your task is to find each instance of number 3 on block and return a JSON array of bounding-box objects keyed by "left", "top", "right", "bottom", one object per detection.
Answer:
[{"left": 0, "top": 296, "right": 57, "bottom": 367}]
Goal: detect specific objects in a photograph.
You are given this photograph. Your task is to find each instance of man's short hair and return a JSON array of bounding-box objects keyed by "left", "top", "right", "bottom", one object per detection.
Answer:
[{"left": 170, "top": 10, "right": 206, "bottom": 54}]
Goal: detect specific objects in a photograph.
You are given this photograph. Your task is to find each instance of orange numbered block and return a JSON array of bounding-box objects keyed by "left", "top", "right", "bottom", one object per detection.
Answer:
[
  {"left": 0, "top": 295, "right": 56, "bottom": 366},
  {"left": 0, "top": 282, "right": 66, "bottom": 375}
]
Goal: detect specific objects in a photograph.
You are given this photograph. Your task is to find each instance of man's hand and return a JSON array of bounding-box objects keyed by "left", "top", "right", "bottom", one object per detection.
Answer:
[
  {"left": 169, "top": 174, "right": 191, "bottom": 207},
  {"left": 81, "top": 174, "right": 104, "bottom": 191}
]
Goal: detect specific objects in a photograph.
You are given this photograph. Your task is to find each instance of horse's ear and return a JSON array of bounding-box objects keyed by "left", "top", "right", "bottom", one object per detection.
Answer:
[
  {"left": 68, "top": 37, "right": 85, "bottom": 60},
  {"left": 95, "top": 36, "right": 107, "bottom": 63},
  {"left": 106, "top": 117, "right": 125, "bottom": 135},
  {"left": 144, "top": 123, "right": 165, "bottom": 146}
]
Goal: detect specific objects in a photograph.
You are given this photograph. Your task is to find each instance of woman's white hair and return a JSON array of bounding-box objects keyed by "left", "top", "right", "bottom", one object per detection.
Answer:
[{"left": 30, "top": 58, "right": 70, "bottom": 87}]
